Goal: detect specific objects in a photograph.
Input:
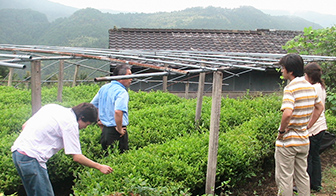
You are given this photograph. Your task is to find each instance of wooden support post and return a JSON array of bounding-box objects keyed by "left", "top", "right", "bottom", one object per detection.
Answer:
[
  {"left": 163, "top": 76, "right": 167, "bottom": 91},
  {"left": 162, "top": 64, "right": 168, "bottom": 92},
  {"left": 185, "top": 82, "right": 189, "bottom": 99},
  {"left": 7, "top": 68, "right": 13, "bottom": 86},
  {"left": 73, "top": 64, "right": 79, "bottom": 87},
  {"left": 57, "top": 60, "right": 64, "bottom": 102},
  {"left": 205, "top": 71, "right": 223, "bottom": 195},
  {"left": 195, "top": 72, "right": 206, "bottom": 123},
  {"left": 31, "top": 60, "right": 41, "bottom": 115},
  {"left": 9, "top": 51, "right": 16, "bottom": 86}
]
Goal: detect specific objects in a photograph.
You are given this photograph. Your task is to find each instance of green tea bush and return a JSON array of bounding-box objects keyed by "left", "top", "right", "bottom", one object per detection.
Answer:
[
  {"left": 73, "top": 134, "right": 208, "bottom": 195},
  {"left": 129, "top": 90, "right": 184, "bottom": 110},
  {"left": 41, "top": 84, "right": 101, "bottom": 105},
  {"left": 1, "top": 85, "right": 333, "bottom": 196},
  {"left": 129, "top": 101, "right": 197, "bottom": 148},
  {"left": 325, "top": 111, "right": 336, "bottom": 134},
  {"left": 199, "top": 94, "right": 281, "bottom": 132},
  {"left": 72, "top": 110, "right": 281, "bottom": 195},
  {"left": 0, "top": 133, "right": 22, "bottom": 193}
]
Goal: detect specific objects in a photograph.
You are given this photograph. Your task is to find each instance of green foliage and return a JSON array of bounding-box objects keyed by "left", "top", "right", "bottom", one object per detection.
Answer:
[
  {"left": 283, "top": 26, "right": 336, "bottom": 56},
  {"left": 1, "top": 85, "right": 334, "bottom": 195},
  {"left": 0, "top": 9, "right": 49, "bottom": 44},
  {"left": 0, "top": 66, "right": 9, "bottom": 79},
  {"left": 283, "top": 26, "right": 336, "bottom": 93},
  {"left": 325, "top": 112, "right": 336, "bottom": 135},
  {"left": 0, "top": 86, "right": 31, "bottom": 137},
  {"left": 0, "top": 133, "right": 22, "bottom": 193},
  {"left": 41, "top": 84, "right": 101, "bottom": 105},
  {"left": 283, "top": 25, "right": 336, "bottom": 113},
  {"left": 326, "top": 91, "right": 336, "bottom": 116}
]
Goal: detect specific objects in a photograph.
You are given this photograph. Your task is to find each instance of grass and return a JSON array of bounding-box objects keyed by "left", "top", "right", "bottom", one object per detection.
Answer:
[
  {"left": 311, "top": 145, "right": 336, "bottom": 196},
  {"left": 319, "top": 165, "right": 336, "bottom": 195}
]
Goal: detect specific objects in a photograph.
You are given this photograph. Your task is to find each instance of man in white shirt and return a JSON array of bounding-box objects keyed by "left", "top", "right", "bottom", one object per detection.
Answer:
[{"left": 11, "top": 102, "right": 113, "bottom": 196}]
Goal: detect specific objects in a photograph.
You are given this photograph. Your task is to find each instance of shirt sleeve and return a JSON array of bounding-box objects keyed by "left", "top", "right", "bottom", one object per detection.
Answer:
[
  {"left": 114, "top": 91, "right": 129, "bottom": 112},
  {"left": 62, "top": 123, "right": 82, "bottom": 155},
  {"left": 281, "top": 87, "right": 294, "bottom": 111},
  {"left": 90, "top": 92, "right": 99, "bottom": 108}
]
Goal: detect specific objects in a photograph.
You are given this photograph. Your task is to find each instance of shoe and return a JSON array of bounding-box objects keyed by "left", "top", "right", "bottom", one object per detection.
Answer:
[
  {"left": 293, "top": 186, "right": 298, "bottom": 193},
  {"left": 311, "top": 186, "right": 322, "bottom": 192}
]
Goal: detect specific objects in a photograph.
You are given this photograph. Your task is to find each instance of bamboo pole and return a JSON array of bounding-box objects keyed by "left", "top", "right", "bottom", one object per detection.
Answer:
[
  {"left": 195, "top": 72, "right": 206, "bottom": 123},
  {"left": 205, "top": 71, "right": 223, "bottom": 195},
  {"left": 73, "top": 64, "right": 79, "bottom": 87},
  {"left": 163, "top": 65, "right": 168, "bottom": 92},
  {"left": 31, "top": 60, "right": 41, "bottom": 115},
  {"left": 7, "top": 68, "right": 13, "bottom": 86},
  {"left": 185, "top": 82, "right": 189, "bottom": 99},
  {"left": 57, "top": 60, "right": 64, "bottom": 102}
]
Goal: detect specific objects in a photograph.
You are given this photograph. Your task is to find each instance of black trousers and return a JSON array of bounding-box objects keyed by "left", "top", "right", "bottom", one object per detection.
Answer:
[
  {"left": 100, "top": 126, "right": 129, "bottom": 153},
  {"left": 307, "top": 130, "right": 325, "bottom": 190}
]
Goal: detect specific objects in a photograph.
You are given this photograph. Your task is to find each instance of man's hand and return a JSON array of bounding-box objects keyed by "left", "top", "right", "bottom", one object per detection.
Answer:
[
  {"left": 277, "top": 129, "right": 288, "bottom": 140},
  {"left": 97, "top": 120, "right": 104, "bottom": 131},
  {"left": 117, "top": 127, "right": 126, "bottom": 137},
  {"left": 98, "top": 164, "right": 113, "bottom": 174},
  {"left": 72, "top": 154, "right": 113, "bottom": 174}
]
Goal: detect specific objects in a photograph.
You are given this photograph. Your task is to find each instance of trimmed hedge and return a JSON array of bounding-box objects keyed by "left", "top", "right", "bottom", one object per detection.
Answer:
[
  {"left": 1, "top": 85, "right": 335, "bottom": 195},
  {"left": 72, "top": 111, "right": 281, "bottom": 195}
]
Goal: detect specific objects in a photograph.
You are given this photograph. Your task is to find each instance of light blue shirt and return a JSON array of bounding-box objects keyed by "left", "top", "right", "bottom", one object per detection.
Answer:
[{"left": 91, "top": 81, "right": 129, "bottom": 127}]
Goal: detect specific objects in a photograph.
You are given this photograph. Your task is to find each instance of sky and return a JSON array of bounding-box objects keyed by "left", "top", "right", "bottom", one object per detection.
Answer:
[{"left": 48, "top": 0, "right": 336, "bottom": 15}]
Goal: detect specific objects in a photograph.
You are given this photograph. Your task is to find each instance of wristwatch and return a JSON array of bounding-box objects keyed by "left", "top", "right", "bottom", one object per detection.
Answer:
[{"left": 278, "top": 129, "right": 286, "bottom": 134}]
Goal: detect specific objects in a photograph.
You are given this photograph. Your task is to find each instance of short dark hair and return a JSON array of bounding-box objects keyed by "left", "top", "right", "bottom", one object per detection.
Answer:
[
  {"left": 113, "top": 64, "right": 131, "bottom": 76},
  {"left": 72, "top": 103, "right": 98, "bottom": 123},
  {"left": 279, "top": 54, "right": 304, "bottom": 77},
  {"left": 304, "top": 62, "right": 325, "bottom": 88}
]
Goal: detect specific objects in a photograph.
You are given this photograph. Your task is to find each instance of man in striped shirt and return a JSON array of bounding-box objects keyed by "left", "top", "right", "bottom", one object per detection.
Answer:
[{"left": 275, "top": 54, "right": 324, "bottom": 196}]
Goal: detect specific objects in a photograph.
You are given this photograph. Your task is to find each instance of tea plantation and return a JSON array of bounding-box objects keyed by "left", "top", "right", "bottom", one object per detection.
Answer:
[{"left": 1, "top": 85, "right": 335, "bottom": 195}]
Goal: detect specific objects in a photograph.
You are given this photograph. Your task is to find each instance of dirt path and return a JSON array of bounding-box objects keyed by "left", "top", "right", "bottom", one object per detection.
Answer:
[{"left": 230, "top": 146, "right": 336, "bottom": 196}]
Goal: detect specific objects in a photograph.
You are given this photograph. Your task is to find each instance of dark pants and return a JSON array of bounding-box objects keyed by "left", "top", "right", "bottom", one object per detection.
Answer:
[
  {"left": 100, "top": 126, "right": 129, "bottom": 153},
  {"left": 307, "top": 130, "right": 325, "bottom": 190}
]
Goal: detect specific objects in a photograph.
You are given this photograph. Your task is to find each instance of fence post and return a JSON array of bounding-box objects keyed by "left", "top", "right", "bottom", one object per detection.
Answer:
[
  {"left": 185, "top": 82, "right": 189, "bottom": 99},
  {"left": 31, "top": 60, "right": 41, "bottom": 115},
  {"left": 162, "top": 64, "right": 168, "bottom": 92},
  {"left": 8, "top": 51, "right": 16, "bottom": 86},
  {"left": 73, "top": 64, "right": 79, "bottom": 87},
  {"left": 205, "top": 71, "right": 223, "bottom": 195},
  {"left": 195, "top": 72, "right": 206, "bottom": 123},
  {"left": 57, "top": 60, "right": 64, "bottom": 102},
  {"left": 7, "top": 68, "right": 13, "bottom": 86}
]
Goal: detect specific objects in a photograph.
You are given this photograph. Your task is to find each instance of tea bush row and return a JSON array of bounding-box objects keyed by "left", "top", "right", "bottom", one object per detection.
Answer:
[
  {"left": 0, "top": 86, "right": 283, "bottom": 194},
  {"left": 1, "top": 85, "right": 335, "bottom": 195},
  {"left": 72, "top": 111, "right": 281, "bottom": 195}
]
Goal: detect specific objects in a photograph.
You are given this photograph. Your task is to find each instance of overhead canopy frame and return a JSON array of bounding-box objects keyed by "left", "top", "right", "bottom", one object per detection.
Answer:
[{"left": 1, "top": 44, "right": 336, "bottom": 84}]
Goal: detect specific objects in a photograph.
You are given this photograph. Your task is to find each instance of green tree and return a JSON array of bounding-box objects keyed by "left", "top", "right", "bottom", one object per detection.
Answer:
[
  {"left": 283, "top": 26, "right": 336, "bottom": 90},
  {"left": 0, "top": 67, "right": 9, "bottom": 79},
  {"left": 283, "top": 25, "right": 336, "bottom": 113}
]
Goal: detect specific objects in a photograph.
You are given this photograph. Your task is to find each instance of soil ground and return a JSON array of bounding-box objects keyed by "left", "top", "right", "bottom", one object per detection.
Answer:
[{"left": 230, "top": 146, "right": 336, "bottom": 196}]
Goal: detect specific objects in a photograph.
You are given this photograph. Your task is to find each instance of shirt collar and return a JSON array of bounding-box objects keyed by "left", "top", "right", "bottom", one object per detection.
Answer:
[{"left": 111, "top": 80, "right": 127, "bottom": 91}]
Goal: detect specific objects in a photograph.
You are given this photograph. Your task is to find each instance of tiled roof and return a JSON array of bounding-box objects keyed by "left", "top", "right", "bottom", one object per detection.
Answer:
[{"left": 108, "top": 28, "right": 302, "bottom": 54}]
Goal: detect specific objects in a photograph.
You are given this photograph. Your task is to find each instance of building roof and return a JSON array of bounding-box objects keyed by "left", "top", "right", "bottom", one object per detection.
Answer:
[{"left": 109, "top": 28, "right": 302, "bottom": 54}]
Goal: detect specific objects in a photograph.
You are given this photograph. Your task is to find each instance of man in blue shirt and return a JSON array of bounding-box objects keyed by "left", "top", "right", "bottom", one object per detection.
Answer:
[{"left": 91, "top": 64, "right": 132, "bottom": 153}]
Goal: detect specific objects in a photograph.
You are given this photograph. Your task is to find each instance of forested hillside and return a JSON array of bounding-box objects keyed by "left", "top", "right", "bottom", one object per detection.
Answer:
[
  {"left": 0, "top": 6, "right": 322, "bottom": 48},
  {"left": 0, "top": 0, "right": 78, "bottom": 21}
]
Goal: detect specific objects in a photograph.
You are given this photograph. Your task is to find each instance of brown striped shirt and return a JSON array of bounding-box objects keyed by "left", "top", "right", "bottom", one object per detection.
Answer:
[{"left": 276, "top": 76, "right": 321, "bottom": 148}]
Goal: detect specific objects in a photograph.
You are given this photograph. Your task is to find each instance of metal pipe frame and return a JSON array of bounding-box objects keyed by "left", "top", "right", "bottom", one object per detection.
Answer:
[
  {"left": 0, "top": 61, "right": 26, "bottom": 69},
  {"left": 94, "top": 72, "right": 170, "bottom": 82}
]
